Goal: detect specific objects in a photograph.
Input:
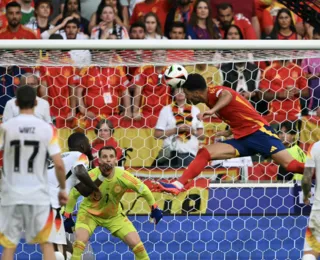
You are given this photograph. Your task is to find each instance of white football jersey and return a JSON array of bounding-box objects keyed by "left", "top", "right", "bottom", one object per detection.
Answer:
[
  {"left": 305, "top": 141, "right": 320, "bottom": 210},
  {"left": 48, "top": 151, "right": 89, "bottom": 209},
  {"left": 0, "top": 114, "right": 61, "bottom": 206}
]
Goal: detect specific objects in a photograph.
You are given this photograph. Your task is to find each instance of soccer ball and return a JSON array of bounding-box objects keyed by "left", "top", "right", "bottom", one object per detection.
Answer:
[{"left": 164, "top": 64, "right": 188, "bottom": 88}]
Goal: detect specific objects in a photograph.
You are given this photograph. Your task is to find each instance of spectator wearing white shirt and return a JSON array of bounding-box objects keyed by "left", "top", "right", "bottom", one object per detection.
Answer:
[
  {"left": 153, "top": 88, "right": 205, "bottom": 168},
  {"left": 3, "top": 73, "right": 51, "bottom": 123}
]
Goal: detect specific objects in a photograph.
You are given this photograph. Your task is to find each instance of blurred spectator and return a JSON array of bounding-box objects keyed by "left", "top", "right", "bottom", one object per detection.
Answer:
[
  {"left": 185, "top": 64, "right": 222, "bottom": 85},
  {"left": 129, "top": 21, "right": 146, "bottom": 39},
  {"left": 0, "top": 2, "right": 38, "bottom": 39},
  {"left": 301, "top": 27, "right": 320, "bottom": 115},
  {"left": 187, "top": 0, "right": 220, "bottom": 39},
  {"left": 90, "top": 5, "right": 129, "bottom": 39},
  {"left": 219, "top": 61, "right": 262, "bottom": 111},
  {"left": 144, "top": 12, "right": 167, "bottom": 39},
  {"left": 277, "top": 121, "right": 306, "bottom": 181},
  {"left": 0, "top": 12, "right": 8, "bottom": 29},
  {"left": 89, "top": 0, "right": 129, "bottom": 33},
  {"left": 76, "top": 65, "right": 131, "bottom": 131},
  {"left": 261, "top": 0, "right": 303, "bottom": 37},
  {"left": 216, "top": 3, "right": 257, "bottom": 39},
  {"left": 92, "top": 119, "right": 122, "bottom": 167},
  {"left": 49, "top": 0, "right": 64, "bottom": 22},
  {"left": 224, "top": 24, "right": 243, "bottom": 39},
  {"left": 164, "top": 0, "right": 192, "bottom": 38},
  {"left": 17, "top": 0, "right": 34, "bottom": 24},
  {"left": 80, "top": 0, "right": 100, "bottom": 21},
  {"left": 153, "top": 88, "right": 204, "bottom": 168},
  {"left": 130, "top": 0, "right": 169, "bottom": 33},
  {"left": 3, "top": 73, "right": 51, "bottom": 123},
  {"left": 169, "top": 21, "right": 186, "bottom": 39},
  {"left": 132, "top": 61, "right": 171, "bottom": 127},
  {"left": 267, "top": 8, "right": 301, "bottom": 39},
  {"left": 60, "top": 17, "right": 89, "bottom": 39},
  {"left": 211, "top": 0, "right": 260, "bottom": 38},
  {"left": 259, "top": 60, "right": 309, "bottom": 123},
  {"left": 0, "top": 65, "right": 25, "bottom": 116},
  {"left": 52, "top": 0, "right": 89, "bottom": 35}
]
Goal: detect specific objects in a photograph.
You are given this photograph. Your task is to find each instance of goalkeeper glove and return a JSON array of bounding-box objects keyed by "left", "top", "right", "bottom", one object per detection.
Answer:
[
  {"left": 150, "top": 204, "right": 163, "bottom": 224},
  {"left": 63, "top": 212, "right": 75, "bottom": 233}
]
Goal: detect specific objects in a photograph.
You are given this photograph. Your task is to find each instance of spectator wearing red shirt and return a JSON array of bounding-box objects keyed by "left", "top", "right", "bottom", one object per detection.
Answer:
[
  {"left": 259, "top": 60, "right": 309, "bottom": 123},
  {"left": 0, "top": 2, "right": 37, "bottom": 39},
  {"left": 76, "top": 65, "right": 131, "bottom": 136},
  {"left": 132, "top": 63, "right": 171, "bottom": 127},
  {"left": 211, "top": 0, "right": 260, "bottom": 38},
  {"left": 217, "top": 3, "right": 257, "bottom": 39},
  {"left": 91, "top": 119, "right": 122, "bottom": 167}
]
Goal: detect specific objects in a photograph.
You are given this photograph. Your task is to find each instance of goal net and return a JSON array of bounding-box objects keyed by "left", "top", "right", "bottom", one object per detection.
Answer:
[{"left": 0, "top": 41, "right": 319, "bottom": 260}]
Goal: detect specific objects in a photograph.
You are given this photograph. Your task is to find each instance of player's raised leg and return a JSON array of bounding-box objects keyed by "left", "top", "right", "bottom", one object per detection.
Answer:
[
  {"left": 71, "top": 228, "right": 90, "bottom": 260},
  {"left": 156, "top": 142, "right": 237, "bottom": 195},
  {"left": 271, "top": 149, "right": 305, "bottom": 173}
]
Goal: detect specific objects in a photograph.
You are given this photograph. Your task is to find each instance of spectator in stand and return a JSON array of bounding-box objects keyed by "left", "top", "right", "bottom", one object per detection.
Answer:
[
  {"left": 144, "top": 12, "right": 167, "bottom": 39},
  {"left": 52, "top": 0, "right": 89, "bottom": 35},
  {"left": 185, "top": 63, "right": 222, "bottom": 86},
  {"left": 89, "top": 0, "right": 129, "bottom": 33},
  {"left": 224, "top": 24, "right": 242, "bottom": 39},
  {"left": 92, "top": 119, "right": 122, "bottom": 167},
  {"left": 0, "top": 11, "right": 8, "bottom": 29},
  {"left": 129, "top": 21, "right": 146, "bottom": 39},
  {"left": 261, "top": 0, "right": 303, "bottom": 37},
  {"left": 301, "top": 27, "right": 320, "bottom": 116},
  {"left": 90, "top": 5, "right": 129, "bottom": 39},
  {"left": 164, "top": 0, "right": 192, "bottom": 38},
  {"left": 277, "top": 121, "right": 306, "bottom": 181},
  {"left": 211, "top": 0, "right": 261, "bottom": 38},
  {"left": 153, "top": 88, "right": 204, "bottom": 168},
  {"left": 0, "top": 2, "right": 38, "bottom": 39},
  {"left": 130, "top": 0, "right": 169, "bottom": 33},
  {"left": 60, "top": 17, "right": 89, "bottom": 39},
  {"left": 0, "top": 64, "right": 25, "bottom": 116},
  {"left": 187, "top": 0, "right": 220, "bottom": 39},
  {"left": 76, "top": 65, "right": 131, "bottom": 136},
  {"left": 216, "top": 3, "right": 257, "bottom": 39},
  {"left": 17, "top": 0, "right": 34, "bottom": 24},
  {"left": 259, "top": 60, "right": 309, "bottom": 123},
  {"left": 267, "top": 8, "right": 301, "bottom": 40},
  {"left": 169, "top": 21, "right": 186, "bottom": 39}
]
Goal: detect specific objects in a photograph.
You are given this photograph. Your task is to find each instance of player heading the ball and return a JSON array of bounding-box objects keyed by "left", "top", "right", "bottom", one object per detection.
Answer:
[
  {"left": 157, "top": 69, "right": 305, "bottom": 195},
  {"left": 0, "top": 85, "right": 68, "bottom": 260}
]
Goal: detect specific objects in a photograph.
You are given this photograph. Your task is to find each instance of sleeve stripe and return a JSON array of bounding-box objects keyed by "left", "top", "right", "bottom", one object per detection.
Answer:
[{"left": 122, "top": 173, "right": 139, "bottom": 185}]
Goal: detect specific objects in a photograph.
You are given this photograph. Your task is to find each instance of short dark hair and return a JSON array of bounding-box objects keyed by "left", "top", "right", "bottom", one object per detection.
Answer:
[
  {"left": 35, "top": 0, "right": 52, "bottom": 10},
  {"left": 280, "top": 121, "right": 297, "bottom": 135},
  {"left": 65, "top": 17, "right": 80, "bottom": 28},
  {"left": 94, "top": 119, "right": 114, "bottom": 135},
  {"left": 182, "top": 73, "right": 207, "bottom": 91},
  {"left": 129, "top": 22, "right": 146, "bottom": 34},
  {"left": 170, "top": 21, "right": 186, "bottom": 34},
  {"left": 16, "top": 85, "right": 36, "bottom": 109},
  {"left": 98, "top": 146, "right": 117, "bottom": 158},
  {"left": 217, "top": 2, "right": 233, "bottom": 12},
  {"left": 49, "top": 34, "right": 64, "bottom": 40},
  {"left": 224, "top": 24, "right": 244, "bottom": 39},
  {"left": 68, "top": 132, "right": 89, "bottom": 150},
  {"left": 6, "top": 1, "right": 21, "bottom": 11}
]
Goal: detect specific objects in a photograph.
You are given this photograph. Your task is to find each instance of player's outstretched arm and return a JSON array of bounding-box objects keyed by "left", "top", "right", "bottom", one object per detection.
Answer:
[
  {"left": 74, "top": 165, "right": 100, "bottom": 194},
  {"left": 302, "top": 167, "right": 314, "bottom": 205},
  {"left": 51, "top": 153, "right": 68, "bottom": 206}
]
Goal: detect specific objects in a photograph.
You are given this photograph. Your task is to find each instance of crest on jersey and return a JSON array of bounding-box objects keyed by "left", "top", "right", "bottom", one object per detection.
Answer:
[{"left": 114, "top": 184, "right": 122, "bottom": 194}]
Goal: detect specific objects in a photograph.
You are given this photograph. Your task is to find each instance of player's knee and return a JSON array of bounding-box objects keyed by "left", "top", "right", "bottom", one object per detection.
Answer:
[
  {"left": 302, "top": 253, "right": 317, "bottom": 260},
  {"left": 54, "top": 251, "right": 65, "bottom": 260}
]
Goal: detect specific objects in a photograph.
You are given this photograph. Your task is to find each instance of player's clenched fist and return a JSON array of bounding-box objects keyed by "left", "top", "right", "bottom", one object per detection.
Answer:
[
  {"left": 58, "top": 189, "right": 69, "bottom": 206},
  {"left": 150, "top": 204, "right": 163, "bottom": 224},
  {"left": 197, "top": 109, "right": 214, "bottom": 121}
]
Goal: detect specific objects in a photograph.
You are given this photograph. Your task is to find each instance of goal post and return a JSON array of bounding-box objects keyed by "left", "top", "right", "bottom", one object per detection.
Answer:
[{"left": 0, "top": 41, "right": 319, "bottom": 259}]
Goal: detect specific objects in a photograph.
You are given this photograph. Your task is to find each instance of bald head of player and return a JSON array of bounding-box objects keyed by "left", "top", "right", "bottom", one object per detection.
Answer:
[
  {"left": 181, "top": 73, "right": 208, "bottom": 105},
  {"left": 68, "top": 132, "right": 93, "bottom": 161},
  {"left": 15, "top": 85, "right": 37, "bottom": 112}
]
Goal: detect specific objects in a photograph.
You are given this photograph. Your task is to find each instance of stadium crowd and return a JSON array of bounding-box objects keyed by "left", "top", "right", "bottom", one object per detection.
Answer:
[{"left": 0, "top": 0, "right": 319, "bottom": 180}]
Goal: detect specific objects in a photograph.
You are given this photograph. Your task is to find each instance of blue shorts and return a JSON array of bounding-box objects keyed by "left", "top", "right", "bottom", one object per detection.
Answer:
[{"left": 224, "top": 125, "right": 286, "bottom": 158}]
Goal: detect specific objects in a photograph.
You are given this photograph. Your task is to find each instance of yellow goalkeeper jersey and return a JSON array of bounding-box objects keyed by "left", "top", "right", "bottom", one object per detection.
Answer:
[{"left": 68, "top": 167, "right": 155, "bottom": 219}]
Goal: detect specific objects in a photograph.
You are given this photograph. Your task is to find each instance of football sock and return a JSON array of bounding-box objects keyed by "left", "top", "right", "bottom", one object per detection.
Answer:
[
  {"left": 71, "top": 241, "right": 86, "bottom": 260},
  {"left": 178, "top": 147, "right": 211, "bottom": 186},
  {"left": 286, "top": 160, "right": 304, "bottom": 173},
  {"left": 132, "top": 242, "right": 149, "bottom": 260}
]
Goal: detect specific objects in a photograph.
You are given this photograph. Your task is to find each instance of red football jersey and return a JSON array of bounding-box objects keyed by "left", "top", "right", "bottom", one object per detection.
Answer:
[
  {"left": 207, "top": 86, "right": 269, "bottom": 139},
  {"left": 277, "top": 32, "right": 298, "bottom": 40},
  {"left": 79, "top": 66, "right": 128, "bottom": 116},
  {"left": 134, "top": 65, "right": 171, "bottom": 117},
  {"left": 0, "top": 25, "right": 38, "bottom": 39}
]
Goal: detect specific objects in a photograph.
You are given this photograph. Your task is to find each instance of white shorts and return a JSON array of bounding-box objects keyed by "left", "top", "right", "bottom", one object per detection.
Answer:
[
  {"left": 304, "top": 209, "right": 320, "bottom": 252},
  {"left": 0, "top": 204, "right": 53, "bottom": 248},
  {"left": 48, "top": 208, "right": 67, "bottom": 245}
]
